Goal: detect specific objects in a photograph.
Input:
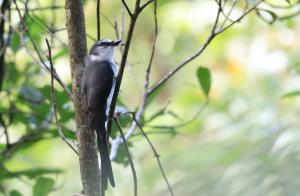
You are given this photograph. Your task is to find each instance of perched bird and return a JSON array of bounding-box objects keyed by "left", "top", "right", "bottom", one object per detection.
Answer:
[{"left": 81, "top": 39, "right": 121, "bottom": 190}]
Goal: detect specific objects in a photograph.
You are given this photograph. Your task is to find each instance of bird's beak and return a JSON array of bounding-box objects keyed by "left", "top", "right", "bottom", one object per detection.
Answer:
[{"left": 111, "top": 40, "right": 122, "bottom": 47}]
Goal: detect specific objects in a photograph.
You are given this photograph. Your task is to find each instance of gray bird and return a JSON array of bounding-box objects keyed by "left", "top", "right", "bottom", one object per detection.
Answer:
[{"left": 81, "top": 39, "right": 121, "bottom": 190}]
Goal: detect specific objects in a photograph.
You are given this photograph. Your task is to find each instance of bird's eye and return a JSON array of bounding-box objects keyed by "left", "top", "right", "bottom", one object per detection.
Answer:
[{"left": 98, "top": 42, "right": 110, "bottom": 47}]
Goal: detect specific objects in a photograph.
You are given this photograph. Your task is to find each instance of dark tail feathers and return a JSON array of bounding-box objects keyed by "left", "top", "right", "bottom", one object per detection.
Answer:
[{"left": 96, "top": 129, "right": 115, "bottom": 191}]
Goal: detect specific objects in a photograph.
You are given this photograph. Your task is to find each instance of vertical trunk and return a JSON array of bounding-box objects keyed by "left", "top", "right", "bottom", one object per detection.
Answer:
[{"left": 65, "top": 1, "right": 101, "bottom": 195}]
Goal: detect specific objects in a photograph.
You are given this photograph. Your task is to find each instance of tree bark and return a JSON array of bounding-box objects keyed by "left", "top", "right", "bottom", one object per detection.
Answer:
[{"left": 65, "top": 1, "right": 101, "bottom": 195}]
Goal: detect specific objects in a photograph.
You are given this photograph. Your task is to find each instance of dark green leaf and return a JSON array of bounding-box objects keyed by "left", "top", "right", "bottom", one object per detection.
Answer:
[
  {"left": 33, "top": 177, "right": 54, "bottom": 196},
  {"left": 24, "top": 15, "right": 46, "bottom": 46},
  {"left": 0, "top": 143, "right": 5, "bottom": 150},
  {"left": 10, "top": 32, "right": 21, "bottom": 52},
  {"left": 196, "top": 66, "right": 211, "bottom": 97},
  {"left": 0, "top": 168, "right": 62, "bottom": 180},
  {"left": 10, "top": 190, "right": 23, "bottom": 196},
  {"left": 54, "top": 128, "right": 76, "bottom": 140},
  {"left": 113, "top": 142, "right": 132, "bottom": 166}
]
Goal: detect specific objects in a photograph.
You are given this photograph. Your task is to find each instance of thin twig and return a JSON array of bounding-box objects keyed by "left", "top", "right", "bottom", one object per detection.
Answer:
[
  {"left": 148, "top": 99, "right": 209, "bottom": 129},
  {"left": 97, "top": 0, "right": 101, "bottom": 40},
  {"left": 25, "top": 11, "right": 68, "bottom": 47},
  {"left": 109, "top": 0, "right": 158, "bottom": 161},
  {"left": 145, "top": 0, "right": 158, "bottom": 91},
  {"left": 139, "top": 0, "right": 154, "bottom": 12},
  {"left": 106, "top": 0, "right": 142, "bottom": 137},
  {"left": 113, "top": 10, "right": 142, "bottom": 95},
  {"left": 131, "top": 113, "right": 174, "bottom": 196},
  {"left": 121, "top": 0, "right": 133, "bottom": 17},
  {"left": 219, "top": 0, "right": 237, "bottom": 30},
  {"left": 45, "top": 38, "right": 79, "bottom": 155},
  {"left": 114, "top": 118, "right": 137, "bottom": 196},
  {"left": 148, "top": 0, "right": 264, "bottom": 95},
  {"left": 216, "top": 0, "right": 264, "bottom": 35},
  {"left": 11, "top": 5, "right": 64, "bottom": 11},
  {"left": 12, "top": 0, "right": 73, "bottom": 101}
]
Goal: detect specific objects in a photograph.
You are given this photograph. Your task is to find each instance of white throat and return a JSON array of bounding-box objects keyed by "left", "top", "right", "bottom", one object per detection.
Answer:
[{"left": 89, "top": 48, "right": 115, "bottom": 63}]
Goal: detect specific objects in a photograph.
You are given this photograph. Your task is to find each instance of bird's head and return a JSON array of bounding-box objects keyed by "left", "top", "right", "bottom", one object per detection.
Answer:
[{"left": 89, "top": 39, "right": 121, "bottom": 62}]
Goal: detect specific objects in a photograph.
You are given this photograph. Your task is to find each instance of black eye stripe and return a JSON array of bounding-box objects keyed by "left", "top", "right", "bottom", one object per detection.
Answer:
[{"left": 98, "top": 41, "right": 113, "bottom": 46}]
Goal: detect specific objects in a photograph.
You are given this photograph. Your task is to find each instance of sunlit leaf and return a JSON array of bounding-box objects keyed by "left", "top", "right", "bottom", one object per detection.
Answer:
[
  {"left": 256, "top": 9, "right": 278, "bottom": 24},
  {"left": 281, "top": 90, "right": 300, "bottom": 98}
]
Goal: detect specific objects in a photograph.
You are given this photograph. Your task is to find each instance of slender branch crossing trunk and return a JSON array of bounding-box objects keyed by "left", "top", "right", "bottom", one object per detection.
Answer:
[{"left": 65, "top": 1, "right": 101, "bottom": 195}]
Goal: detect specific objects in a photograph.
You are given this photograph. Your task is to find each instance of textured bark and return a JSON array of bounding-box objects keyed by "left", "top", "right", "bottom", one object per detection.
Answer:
[{"left": 65, "top": 1, "right": 101, "bottom": 195}]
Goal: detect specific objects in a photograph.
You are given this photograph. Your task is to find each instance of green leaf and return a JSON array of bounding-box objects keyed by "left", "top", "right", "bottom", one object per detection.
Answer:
[
  {"left": 281, "top": 90, "right": 300, "bottom": 98},
  {"left": 196, "top": 66, "right": 211, "bottom": 98},
  {"left": 0, "top": 168, "right": 62, "bottom": 180},
  {"left": 52, "top": 48, "right": 68, "bottom": 61},
  {"left": 33, "top": 177, "right": 54, "bottom": 196},
  {"left": 10, "top": 32, "right": 21, "bottom": 52},
  {"left": 285, "top": 0, "right": 291, "bottom": 5},
  {"left": 256, "top": 9, "right": 278, "bottom": 24},
  {"left": 10, "top": 190, "right": 23, "bottom": 196},
  {"left": 113, "top": 142, "right": 132, "bottom": 166}
]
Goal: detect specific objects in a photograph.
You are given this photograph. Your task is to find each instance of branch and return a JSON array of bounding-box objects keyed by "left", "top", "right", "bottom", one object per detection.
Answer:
[
  {"left": 65, "top": 0, "right": 101, "bottom": 195},
  {"left": 114, "top": 118, "right": 137, "bottom": 196},
  {"left": 45, "top": 38, "right": 79, "bottom": 155},
  {"left": 144, "top": 0, "right": 157, "bottom": 91},
  {"left": 132, "top": 113, "right": 174, "bottom": 196},
  {"left": 106, "top": 0, "right": 142, "bottom": 137},
  {"left": 109, "top": 0, "right": 158, "bottom": 161}
]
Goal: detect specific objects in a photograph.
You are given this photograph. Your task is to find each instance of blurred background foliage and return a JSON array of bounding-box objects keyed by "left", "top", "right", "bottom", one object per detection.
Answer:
[{"left": 1, "top": 0, "right": 300, "bottom": 195}]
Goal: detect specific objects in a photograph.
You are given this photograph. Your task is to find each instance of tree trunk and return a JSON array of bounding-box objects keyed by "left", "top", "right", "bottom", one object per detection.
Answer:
[{"left": 65, "top": 1, "right": 101, "bottom": 195}]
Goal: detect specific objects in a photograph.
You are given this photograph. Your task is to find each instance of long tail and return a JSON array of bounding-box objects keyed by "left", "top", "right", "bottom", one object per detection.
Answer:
[{"left": 96, "top": 127, "right": 115, "bottom": 191}]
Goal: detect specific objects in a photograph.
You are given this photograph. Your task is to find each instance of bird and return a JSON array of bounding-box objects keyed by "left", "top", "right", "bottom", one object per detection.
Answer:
[{"left": 81, "top": 39, "right": 121, "bottom": 191}]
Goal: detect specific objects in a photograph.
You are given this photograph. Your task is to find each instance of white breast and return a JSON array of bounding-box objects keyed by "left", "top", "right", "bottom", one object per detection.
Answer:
[{"left": 106, "top": 62, "right": 118, "bottom": 118}]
